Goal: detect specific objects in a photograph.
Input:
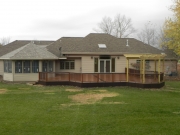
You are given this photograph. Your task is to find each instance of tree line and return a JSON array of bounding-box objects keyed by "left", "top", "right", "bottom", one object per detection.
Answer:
[
  {"left": 94, "top": 14, "right": 164, "bottom": 48},
  {"left": 94, "top": 0, "right": 180, "bottom": 56}
]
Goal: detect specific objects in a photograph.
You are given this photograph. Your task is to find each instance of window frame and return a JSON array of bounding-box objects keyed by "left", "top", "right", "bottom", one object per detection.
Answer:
[
  {"left": 15, "top": 60, "right": 22, "bottom": 73},
  {"left": 42, "top": 60, "right": 53, "bottom": 72},
  {"left": 60, "top": 60, "right": 75, "bottom": 70},
  {"left": 4, "top": 60, "right": 12, "bottom": 73},
  {"left": 23, "top": 61, "right": 31, "bottom": 73},
  {"left": 32, "top": 60, "right": 39, "bottom": 73}
]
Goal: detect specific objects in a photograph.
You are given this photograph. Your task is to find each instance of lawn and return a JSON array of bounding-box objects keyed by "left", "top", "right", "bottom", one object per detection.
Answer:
[{"left": 0, "top": 81, "right": 180, "bottom": 135}]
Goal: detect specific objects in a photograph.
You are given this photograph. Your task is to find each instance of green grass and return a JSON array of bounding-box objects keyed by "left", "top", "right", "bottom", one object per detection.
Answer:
[{"left": 0, "top": 82, "right": 180, "bottom": 135}]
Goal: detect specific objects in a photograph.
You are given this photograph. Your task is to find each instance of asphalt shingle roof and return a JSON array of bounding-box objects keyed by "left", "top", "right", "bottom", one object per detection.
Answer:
[
  {"left": 0, "top": 33, "right": 177, "bottom": 60},
  {"left": 0, "top": 42, "right": 58, "bottom": 60},
  {"left": 0, "top": 40, "right": 54, "bottom": 57},
  {"left": 47, "top": 33, "right": 177, "bottom": 59}
]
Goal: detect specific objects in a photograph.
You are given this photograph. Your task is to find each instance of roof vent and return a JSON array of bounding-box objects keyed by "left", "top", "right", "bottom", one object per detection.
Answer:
[
  {"left": 126, "top": 39, "right": 129, "bottom": 46},
  {"left": 59, "top": 47, "right": 62, "bottom": 57},
  {"left": 98, "top": 44, "right": 106, "bottom": 48}
]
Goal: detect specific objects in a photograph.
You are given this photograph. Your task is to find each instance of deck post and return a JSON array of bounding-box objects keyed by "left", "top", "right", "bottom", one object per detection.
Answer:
[
  {"left": 81, "top": 73, "right": 83, "bottom": 83},
  {"left": 69, "top": 73, "right": 70, "bottom": 82},
  {"left": 112, "top": 73, "right": 114, "bottom": 82},
  {"left": 39, "top": 72, "right": 40, "bottom": 81},
  {"left": 46, "top": 72, "right": 48, "bottom": 82},
  {"left": 97, "top": 73, "right": 99, "bottom": 83}
]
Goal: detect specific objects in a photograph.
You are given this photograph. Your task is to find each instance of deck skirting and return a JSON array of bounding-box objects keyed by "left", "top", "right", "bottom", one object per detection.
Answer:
[{"left": 38, "top": 81, "right": 165, "bottom": 88}]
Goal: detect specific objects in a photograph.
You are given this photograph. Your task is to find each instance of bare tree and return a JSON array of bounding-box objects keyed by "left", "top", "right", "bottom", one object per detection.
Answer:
[
  {"left": 113, "top": 14, "right": 136, "bottom": 38},
  {"left": 94, "top": 14, "right": 136, "bottom": 38},
  {"left": 96, "top": 16, "right": 114, "bottom": 35},
  {"left": 137, "top": 22, "right": 158, "bottom": 47},
  {"left": 0, "top": 37, "right": 11, "bottom": 45}
]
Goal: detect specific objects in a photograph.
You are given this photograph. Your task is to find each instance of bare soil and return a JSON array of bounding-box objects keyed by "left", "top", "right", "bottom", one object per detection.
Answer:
[
  {"left": 0, "top": 89, "right": 7, "bottom": 94},
  {"left": 67, "top": 90, "right": 119, "bottom": 105},
  {"left": 65, "top": 89, "right": 83, "bottom": 92}
]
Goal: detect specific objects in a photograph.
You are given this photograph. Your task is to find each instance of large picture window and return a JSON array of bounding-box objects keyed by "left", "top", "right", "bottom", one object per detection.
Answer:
[
  {"left": 32, "top": 60, "right": 39, "bottom": 73},
  {"left": 4, "top": 60, "right": 12, "bottom": 73},
  {"left": 42, "top": 61, "right": 53, "bottom": 72},
  {"left": 60, "top": 61, "right": 74, "bottom": 70}
]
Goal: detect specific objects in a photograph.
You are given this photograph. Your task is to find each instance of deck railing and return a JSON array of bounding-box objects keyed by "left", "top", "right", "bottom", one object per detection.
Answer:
[{"left": 39, "top": 71, "right": 164, "bottom": 84}]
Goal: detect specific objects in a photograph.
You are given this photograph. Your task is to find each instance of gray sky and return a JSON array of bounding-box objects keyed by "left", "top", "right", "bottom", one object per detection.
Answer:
[{"left": 0, "top": 0, "right": 173, "bottom": 41}]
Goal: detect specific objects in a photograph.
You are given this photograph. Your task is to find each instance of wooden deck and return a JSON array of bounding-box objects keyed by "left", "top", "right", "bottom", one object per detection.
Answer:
[{"left": 38, "top": 71, "right": 165, "bottom": 88}]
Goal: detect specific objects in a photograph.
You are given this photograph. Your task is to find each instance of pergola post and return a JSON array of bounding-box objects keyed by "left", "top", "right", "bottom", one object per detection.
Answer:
[
  {"left": 142, "top": 59, "right": 145, "bottom": 84},
  {"left": 158, "top": 58, "right": 161, "bottom": 83},
  {"left": 163, "top": 59, "right": 165, "bottom": 81},
  {"left": 126, "top": 58, "right": 129, "bottom": 82},
  {"left": 140, "top": 59, "right": 142, "bottom": 83},
  {"left": 154, "top": 60, "right": 157, "bottom": 80}
]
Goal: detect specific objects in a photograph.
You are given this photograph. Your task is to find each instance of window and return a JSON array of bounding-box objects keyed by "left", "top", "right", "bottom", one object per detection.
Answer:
[
  {"left": 94, "top": 58, "right": 98, "bottom": 72},
  {"left": 32, "top": 60, "right": 39, "bottom": 73},
  {"left": 136, "top": 60, "right": 150, "bottom": 69},
  {"left": 23, "top": 61, "right": 30, "bottom": 73},
  {"left": 13, "top": 60, "right": 39, "bottom": 73},
  {"left": 15, "top": 61, "right": 22, "bottom": 73},
  {"left": 4, "top": 60, "right": 12, "bottom": 73},
  {"left": 70, "top": 61, "right": 74, "bottom": 69},
  {"left": 42, "top": 61, "right": 53, "bottom": 72},
  {"left": 60, "top": 61, "right": 75, "bottom": 70},
  {"left": 111, "top": 58, "right": 115, "bottom": 72}
]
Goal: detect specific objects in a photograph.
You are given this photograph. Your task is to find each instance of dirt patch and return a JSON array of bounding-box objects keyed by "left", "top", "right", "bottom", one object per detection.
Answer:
[
  {"left": 68, "top": 91, "right": 119, "bottom": 104},
  {"left": 101, "top": 101, "right": 127, "bottom": 104},
  {"left": 44, "top": 92, "right": 55, "bottom": 94},
  {"left": 66, "top": 89, "right": 83, "bottom": 92},
  {"left": 0, "top": 89, "right": 7, "bottom": 94},
  {"left": 92, "top": 90, "right": 108, "bottom": 92},
  {"left": 173, "top": 112, "right": 180, "bottom": 114},
  {"left": 18, "top": 88, "right": 30, "bottom": 90}
]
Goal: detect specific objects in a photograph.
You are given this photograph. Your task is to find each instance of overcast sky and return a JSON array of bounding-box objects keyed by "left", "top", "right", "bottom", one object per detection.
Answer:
[{"left": 0, "top": 0, "right": 173, "bottom": 41}]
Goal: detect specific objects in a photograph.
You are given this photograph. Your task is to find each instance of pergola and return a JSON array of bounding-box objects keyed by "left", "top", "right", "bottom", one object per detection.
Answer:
[{"left": 124, "top": 54, "right": 166, "bottom": 84}]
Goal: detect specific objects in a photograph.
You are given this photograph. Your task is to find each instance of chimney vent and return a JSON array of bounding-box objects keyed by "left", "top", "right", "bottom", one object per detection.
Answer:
[{"left": 126, "top": 39, "right": 129, "bottom": 46}]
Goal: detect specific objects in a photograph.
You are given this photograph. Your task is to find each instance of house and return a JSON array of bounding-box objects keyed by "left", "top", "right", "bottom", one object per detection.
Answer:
[{"left": 0, "top": 33, "right": 178, "bottom": 88}]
